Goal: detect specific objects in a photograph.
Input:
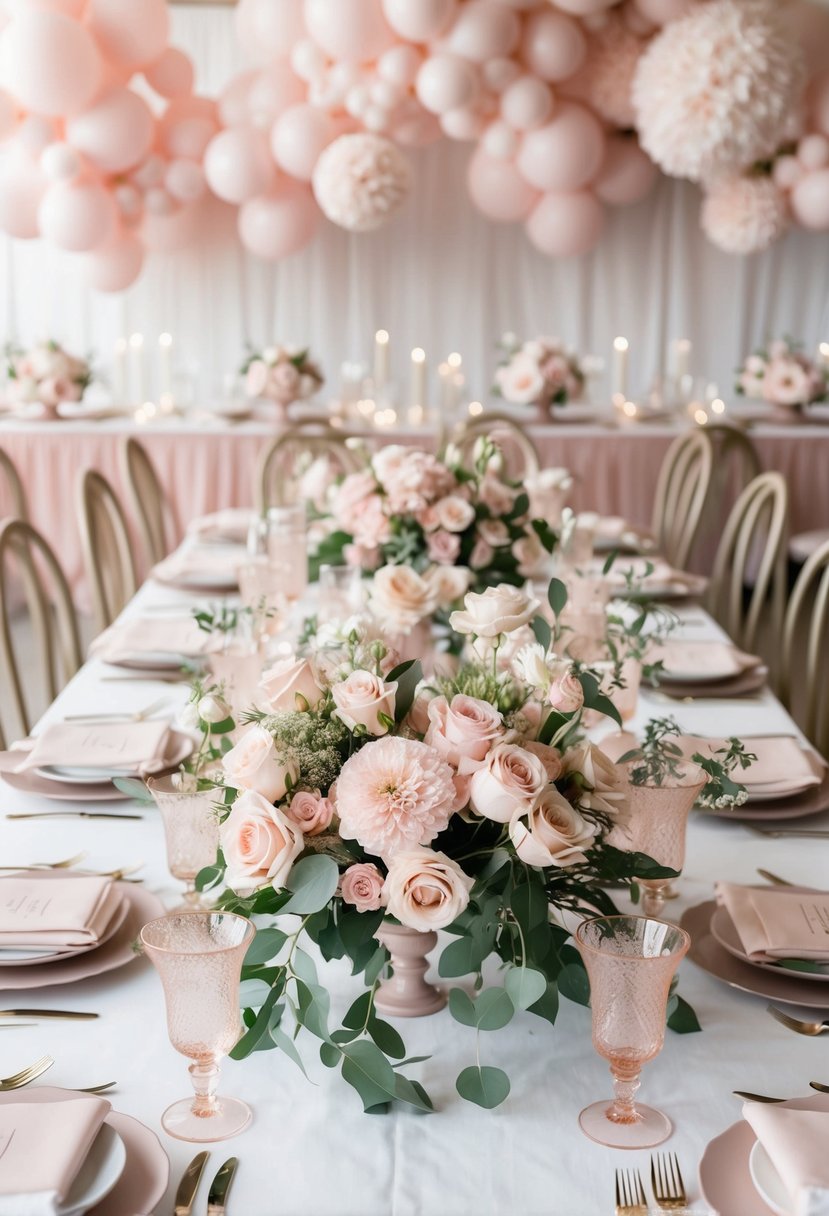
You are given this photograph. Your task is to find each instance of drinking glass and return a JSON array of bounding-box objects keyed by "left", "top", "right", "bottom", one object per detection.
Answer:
[
  {"left": 247, "top": 504, "right": 308, "bottom": 603},
  {"left": 628, "top": 761, "right": 706, "bottom": 915},
  {"left": 237, "top": 558, "right": 288, "bottom": 639},
  {"left": 575, "top": 915, "right": 690, "bottom": 1148},
  {"left": 318, "top": 563, "right": 364, "bottom": 623},
  {"left": 140, "top": 912, "right": 255, "bottom": 1142},
  {"left": 146, "top": 776, "right": 221, "bottom": 910}
]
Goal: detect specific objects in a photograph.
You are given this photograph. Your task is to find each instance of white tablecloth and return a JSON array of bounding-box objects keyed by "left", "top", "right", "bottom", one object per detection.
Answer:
[{"left": 1, "top": 579, "right": 826, "bottom": 1216}]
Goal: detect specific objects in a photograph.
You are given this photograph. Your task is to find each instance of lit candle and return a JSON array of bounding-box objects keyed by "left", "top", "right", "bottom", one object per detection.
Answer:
[
  {"left": 129, "top": 333, "right": 145, "bottom": 405},
  {"left": 374, "top": 330, "right": 389, "bottom": 390},
  {"left": 158, "top": 332, "right": 173, "bottom": 399},
  {"left": 819, "top": 342, "right": 829, "bottom": 369},
  {"left": 411, "top": 347, "right": 427, "bottom": 408},
  {"left": 113, "top": 337, "right": 127, "bottom": 403},
  {"left": 612, "top": 337, "right": 629, "bottom": 399},
  {"left": 672, "top": 338, "right": 692, "bottom": 381}
]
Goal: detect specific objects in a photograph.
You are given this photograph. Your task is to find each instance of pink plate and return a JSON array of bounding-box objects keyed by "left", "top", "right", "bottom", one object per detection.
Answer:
[
  {"left": 710, "top": 902, "right": 829, "bottom": 985},
  {"left": 699, "top": 767, "right": 829, "bottom": 821},
  {"left": 0, "top": 889, "right": 129, "bottom": 968},
  {"left": 655, "top": 664, "right": 769, "bottom": 700},
  {"left": 0, "top": 1087, "right": 169, "bottom": 1216}
]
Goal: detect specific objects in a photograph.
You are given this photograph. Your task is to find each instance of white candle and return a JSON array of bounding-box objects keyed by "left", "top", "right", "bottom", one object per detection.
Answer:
[
  {"left": 672, "top": 338, "right": 692, "bottom": 381},
  {"left": 113, "top": 338, "right": 127, "bottom": 403},
  {"left": 411, "top": 347, "right": 427, "bottom": 408},
  {"left": 819, "top": 342, "right": 829, "bottom": 369},
  {"left": 158, "top": 332, "right": 173, "bottom": 399},
  {"left": 612, "top": 337, "right": 629, "bottom": 399},
  {"left": 374, "top": 330, "right": 389, "bottom": 390},
  {"left": 129, "top": 333, "right": 145, "bottom": 405}
]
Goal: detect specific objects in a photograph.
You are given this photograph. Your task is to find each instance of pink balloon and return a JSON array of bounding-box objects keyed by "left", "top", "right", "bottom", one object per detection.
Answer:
[
  {"left": 773, "top": 154, "right": 802, "bottom": 191},
  {"left": 144, "top": 49, "right": 194, "bottom": 100},
  {"left": 66, "top": 88, "right": 155, "bottom": 174},
  {"left": 114, "top": 182, "right": 143, "bottom": 223},
  {"left": 204, "top": 128, "right": 275, "bottom": 205},
  {"left": 271, "top": 104, "right": 334, "bottom": 181},
  {"left": 481, "top": 119, "right": 519, "bottom": 159},
  {"left": 0, "top": 150, "right": 46, "bottom": 237},
  {"left": 165, "top": 159, "right": 206, "bottom": 203},
  {"left": 467, "top": 146, "right": 539, "bottom": 221},
  {"left": 416, "top": 55, "right": 479, "bottom": 115},
  {"left": 378, "top": 45, "right": 423, "bottom": 87},
  {"left": 811, "top": 71, "right": 829, "bottom": 138},
  {"left": 554, "top": 0, "right": 617, "bottom": 11},
  {"left": 0, "top": 89, "right": 17, "bottom": 141},
  {"left": 526, "top": 189, "right": 605, "bottom": 256},
  {"left": 521, "top": 9, "right": 587, "bottom": 83},
  {"left": 86, "top": 0, "right": 169, "bottom": 70},
  {"left": 219, "top": 71, "right": 259, "bottom": 129},
  {"left": 27, "top": 0, "right": 87, "bottom": 15},
  {"left": 517, "top": 102, "right": 605, "bottom": 192},
  {"left": 799, "top": 133, "right": 829, "bottom": 171},
  {"left": 0, "top": 10, "right": 103, "bottom": 117},
  {"left": 40, "top": 141, "right": 82, "bottom": 181},
  {"left": 791, "top": 169, "right": 829, "bottom": 230},
  {"left": 158, "top": 97, "right": 219, "bottom": 161},
  {"left": 238, "top": 179, "right": 319, "bottom": 260},
  {"left": 501, "top": 76, "right": 554, "bottom": 131},
  {"left": 83, "top": 230, "right": 143, "bottom": 292},
  {"left": 382, "top": 0, "right": 457, "bottom": 43},
  {"left": 131, "top": 154, "right": 165, "bottom": 189},
  {"left": 482, "top": 57, "right": 521, "bottom": 94},
  {"left": 303, "top": 0, "right": 395, "bottom": 62},
  {"left": 38, "top": 178, "right": 116, "bottom": 251},
  {"left": 142, "top": 200, "right": 200, "bottom": 253},
  {"left": 246, "top": 63, "right": 306, "bottom": 130},
  {"left": 633, "top": 0, "right": 699, "bottom": 23},
  {"left": 441, "top": 106, "right": 486, "bottom": 141},
  {"left": 144, "top": 187, "right": 178, "bottom": 217},
  {"left": 15, "top": 115, "right": 58, "bottom": 156},
  {"left": 235, "top": 0, "right": 306, "bottom": 64},
  {"left": 393, "top": 109, "right": 442, "bottom": 146},
  {"left": 447, "top": 1, "right": 520, "bottom": 64},
  {"left": 594, "top": 136, "right": 657, "bottom": 206}
]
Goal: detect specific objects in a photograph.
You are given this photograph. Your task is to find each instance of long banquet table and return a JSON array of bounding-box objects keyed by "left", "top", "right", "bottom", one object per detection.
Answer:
[{"left": 2, "top": 569, "right": 828, "bottom": 1215}]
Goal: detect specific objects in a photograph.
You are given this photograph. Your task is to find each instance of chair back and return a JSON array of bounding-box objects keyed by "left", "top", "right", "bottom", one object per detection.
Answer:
[
  {"left": 708, "top": 471, "right": 789, "bottom": 652},
  {"left": 451, "top": 413, "right": 540, "bottom": 478},
  {"left": 119, "top": 436, "right": 174, "bottom": 565},
  {"left": 0, "top": 447, "right": 27, "bottom": 520},
  {"left": 781, "top": 537, "right": 829, "bottom": 757},
  {"left": 0, "top": 518, "right": 81, "bottom": 739},
  {"left": 651, "top": 429, "right": 713, "bottom": 569},
  {"left": 76, "top": 469, "right": 138, "bottom": 632},
  {"left": 256, "top": 424, "right": 360, "bottom": 511}
]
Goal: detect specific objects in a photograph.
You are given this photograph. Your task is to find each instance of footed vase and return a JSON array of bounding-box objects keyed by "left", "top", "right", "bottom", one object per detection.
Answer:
[{"left": 374, "top": 922, "right": 446, "bottom": 1018}]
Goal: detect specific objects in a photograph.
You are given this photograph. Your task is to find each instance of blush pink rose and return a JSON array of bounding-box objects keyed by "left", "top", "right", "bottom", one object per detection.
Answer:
[
  {"left": 332, "top": 669, "right": 397, "bottom": 735},
  {"left": 335, "top": 470, "right": 380, "bottom": 530},
  {"left": 383, "top": 848, "right": 473, "bottom": 930},
  {"left": 268, "top": 361, "right": 301, "bottom": 402},
  {"left": 285, "top": 789, "right": 334, "bottom": 836},
  {"left": 350, "top": 493, "right": 392, "bottom": 549},
  {"left": 220, "top": 789, "right": 304, "bottom": 894},
  {"left": 424, "top": 564, "right": 472, "bottom": 609},
  {"left": 222, "top": 724, "right": 299, "bottom": 803},
  {"left": 524, "top": 741, "right": 563, "bottom": 782},
  {"left": 435, "top": 494, "right": 476, "bottom": 533},
  {"left": 509, "top": 788, "right": 598, "bottom": 868},
  {"left": 344, "top": 542, "right": 381, "bottom": 571},
  {"left": 548, "top": 664, "right": 584, "bottom": 714},
  {"left": 245, "top": 359, "right": 268, "bottom": 397},
  {"left": 258, "top": 657, "right": 324, "bottom": 712},
  {"left": 341, "top": 862, "right": 386, "bottom": 912},
  {"left": 427, "top": 529, "right": 461, "bottom": 564},
  {"left": 495, "top": 352, "right": 546, "bottom": 405},
  {"left": 477, "top": 519, "right": 510, "bottom": 547},
  {"left": 469, "top": 537, "right": 494, "bottom": 570},
  {"left": 478, "top": 474, "right": 517, "bottom": 516},
  {"left": 468, "top": 743, "right": 548, "bottom": 823},
  {"left": 424, "top": 694, "right": 505, "bottom": 775}
]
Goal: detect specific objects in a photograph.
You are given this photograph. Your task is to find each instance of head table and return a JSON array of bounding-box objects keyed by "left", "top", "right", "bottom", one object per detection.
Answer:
[{"left": 1, "top": 555, "right": 826, "bottom": 1215}]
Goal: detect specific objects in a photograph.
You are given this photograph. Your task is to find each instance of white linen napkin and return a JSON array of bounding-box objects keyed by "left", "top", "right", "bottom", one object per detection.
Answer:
[
  {"left": 0, "top": 1095, "right": 111, "bottom": 1216},
  {"left": 12, "top": 720, "right": 170, "bottom": 775},
  {"left": 743, "top": 1101, "right": 829, "bottom": 1216},
  {"left": 0, "top": 876, "right": 122, "bottom": 947}
]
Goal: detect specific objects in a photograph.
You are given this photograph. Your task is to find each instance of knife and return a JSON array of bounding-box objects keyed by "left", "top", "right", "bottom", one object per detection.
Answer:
[
  {"left": 0, "top": 1009, "right": 99, "bottom": 1020},
  {"left": 6, "top": 812, "right": 144, "bottom": 821},
  {"left": 173, "top": 1150, "right": 209, "bottom": 1216},
  {"left": 207, "top": 1157, "right": 238, "bottom": 1215}
]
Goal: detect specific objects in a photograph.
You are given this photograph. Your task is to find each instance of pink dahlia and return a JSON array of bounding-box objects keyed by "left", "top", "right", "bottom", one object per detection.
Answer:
[
  {"left": 701, "top": 174, "right": 789, "bottom": 254},
  {"left": 336, "top": 736, "right": 456, "bottom": 859}
]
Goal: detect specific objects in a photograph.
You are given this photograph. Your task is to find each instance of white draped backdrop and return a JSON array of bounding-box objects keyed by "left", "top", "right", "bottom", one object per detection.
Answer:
[{"left": 2, "top": 5, "right": 829, "bottom": 405}]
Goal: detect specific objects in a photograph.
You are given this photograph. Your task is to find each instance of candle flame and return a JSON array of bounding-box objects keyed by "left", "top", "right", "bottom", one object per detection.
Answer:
[{"left": 613, "top": 337, "right": 629, "bottom": 353}]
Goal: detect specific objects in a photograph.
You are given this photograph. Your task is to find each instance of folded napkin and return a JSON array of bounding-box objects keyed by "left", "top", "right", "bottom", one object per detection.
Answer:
[
  {"left": 0, "top": 875, "right": 122, "bottom": 947},
  {"left": 743, "top": 1101, "right": 829, "bottom": 1216},
  {"left": 152, "top": 546, "right": 241, "bottom": 584},
  {"left": 648, "top": 640, "right": 761, "bottom": 680},
  {"left": 683, "top": 735, "right": 822, "bottom": 791},
  {"left": 0, "top": 1095, "right": 112, "bottom": 1216},
  {"left": 187, "top": 508, "right": 254, "bottom": 544},
  {"left": 90, "top": 615, "right": 207, "bottom": 663},
  {"left": 12, "top": 720, "right": 170, "bottom": 775},
  {"left": 716, "top": 883, "right": 829, "bottom": 961}
]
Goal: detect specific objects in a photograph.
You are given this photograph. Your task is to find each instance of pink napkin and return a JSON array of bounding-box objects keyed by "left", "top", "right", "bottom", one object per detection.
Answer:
[
  {"left": 152, "top": 546, "right": 241, "bottom": 585},
  {"left": 90, "top": 615, "right": 208, "bottom": 663},
  {"left": 716, "top": 883, "right": 829, "bottom": 961},
  {"left": 648, "top": 640, "right": 761, "bottom": 680},
  {"left": 0, "top": 876, "right": 123, "bottom": 947},
  {"left": 743, "top": 1102, "right": 829, "bottom": 1216},
  {"left": 12, "top": 720, "right": 170, "bottom": 774},
  {"left": 187, "top": 508, "right": 254, "bottom": 544},
  {"left": 0, "top": 1095, "right": 112, "bottom": 1214},
  {"left": 684, "top": 736, "right": 823, "bottom": 792}
]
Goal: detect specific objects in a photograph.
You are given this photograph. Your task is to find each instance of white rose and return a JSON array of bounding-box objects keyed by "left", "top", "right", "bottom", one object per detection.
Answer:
[
  {"left": 369, "top": 565, "right": 437, "bottom": 634},
  {"left": 449, "top": 585, "right": 540, "bottom": 638},
  {"left": 257, "top": 657, "right": 324, "bottom": 712},
  {"left": 222, "top": 724, "right": 298, "bottom": 802},
  {"left": 435, "top": 494, "right": 476, "bottom": 533},
  {"left": 383, "top": 848, "right": 474, "bottom": 931},
  {"left": 423, "top": 563, "right": 472, "bottom": 609},
  {"left": 510, "top": 787, "right": 598, "bottom": 868},
  {"left": 197, "top": 693, "right": 231, "bottom": 724},
  {"left": 220, "top": 789, "right": 304, "bottom": 894},
  {"left": 332, "top": 669, "right": 397, "bottom": 736},
  {"left": 469, "top": 743, "right": 549, "bottom": 823},
  {"left": 495, "top": 352, "right": 546, "bottom": 405},
  {"left": 513, "top": 533, "right": 547, "bottom": 578}
]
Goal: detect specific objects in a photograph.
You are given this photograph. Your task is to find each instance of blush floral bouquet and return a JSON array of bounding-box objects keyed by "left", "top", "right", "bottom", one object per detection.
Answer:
[
  {"left": 736, "top": 338, "right": 828, "bottom": 411},
  {"left": 3, "top": 340, "right": 92, "bottom": 410},
  {"left": 494, "top": 335, "right": 585, "bottom": 417},
  {"left": 241, "top": 344, "right": 324, "bottom": 417}
]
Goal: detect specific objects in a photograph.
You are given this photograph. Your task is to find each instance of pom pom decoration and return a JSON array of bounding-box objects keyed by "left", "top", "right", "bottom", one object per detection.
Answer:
[
  {"left": 312, "top": 133, "right": 411, "bottom": 232},
  {"left": 700, "top": 173, "right": 789, "bottom": 254}
]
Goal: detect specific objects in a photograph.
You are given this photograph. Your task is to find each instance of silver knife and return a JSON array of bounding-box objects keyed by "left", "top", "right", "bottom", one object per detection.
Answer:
[
  {"left": 207, "top": 1157, "right": 238, "bottom": 1216},
  {"left": 174, "top": 1151, "right": 209, "bottom": 1216}
]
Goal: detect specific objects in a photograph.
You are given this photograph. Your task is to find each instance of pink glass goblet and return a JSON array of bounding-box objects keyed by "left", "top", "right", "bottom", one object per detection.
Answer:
[
  {"left": 627, "top": 761, "right": 705, "bottom": 915},
  {"left": 140, "top": 912, "right": 255, "bottom": 1142},
  {"left": 146, "top": 776, "right": 221, "bottom": 911},
  {"left": 575, "top": 915, "right": 690, "bottom": 1149}
]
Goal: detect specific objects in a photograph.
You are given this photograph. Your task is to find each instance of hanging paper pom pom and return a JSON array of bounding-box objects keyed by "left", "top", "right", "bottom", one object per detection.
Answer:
[
  {"left": 312, "top": 132, "right": 411, "bottom": 231},
  {"left": 701, "top": 173, "right": 789, "bottom": 254}
]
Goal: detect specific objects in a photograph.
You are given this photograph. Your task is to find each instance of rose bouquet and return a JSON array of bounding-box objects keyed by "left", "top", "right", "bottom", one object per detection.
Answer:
[
  {"left": 241, "top": 344, "right": 324, "bottom": 419},
  {"left": 494, "top": 335, "right": 585, "bottom": 418},
  {"left": 736, "top": 338, "right": 828, "bottom": 411},
  {"left": 192, "top": 578, "right": 700, "bottom": 1114},
  {"left": 3, "top": 340, "right": 92, "bottom": 410}
]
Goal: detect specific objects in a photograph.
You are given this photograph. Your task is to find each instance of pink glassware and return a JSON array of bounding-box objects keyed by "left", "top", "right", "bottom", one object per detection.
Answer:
[
  {"left": 146, "top": 776, "right": 221, "bottom": 910},
  {"left": 140, "top": 912, "right": 255, "bottom": 1142},
  {"left": 575, "top": 915, "right": 690, "bottom": 1149},
  {"left": 628, "top": 761, "right": 706, "bottom": 915},
  {"left": 236, "top": 558, "right": 288, "bottom": 639}
]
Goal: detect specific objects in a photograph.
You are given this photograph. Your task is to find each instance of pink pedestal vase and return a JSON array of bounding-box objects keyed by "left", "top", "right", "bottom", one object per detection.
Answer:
[{"left": 374, "top": 922, "right": 446, "bottom": 1018}]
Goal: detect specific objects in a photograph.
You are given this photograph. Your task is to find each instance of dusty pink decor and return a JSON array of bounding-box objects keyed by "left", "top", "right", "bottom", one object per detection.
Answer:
[
  {"left": 628, "top": 762, "right": 706, "bottom": 917},
  {"left": 146, "top": 776, "right": 221, "bottom": 910},
  {"left": 374, "top": 923, "right": 446, "bottom": 1018}
]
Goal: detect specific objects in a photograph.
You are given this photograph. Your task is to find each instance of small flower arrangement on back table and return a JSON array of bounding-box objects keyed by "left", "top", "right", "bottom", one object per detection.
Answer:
[
  {"left": 736, "top": 337, "right": 828, "bottom": 413},
  {"left": 494, "top": 335, "right": 585, "bottom": 420},
  {"left": 241, "top": 344, "right": 324, "bottom": 422},
  {"left": 3, "top": 340, "right": 92, "bottom": 412}
]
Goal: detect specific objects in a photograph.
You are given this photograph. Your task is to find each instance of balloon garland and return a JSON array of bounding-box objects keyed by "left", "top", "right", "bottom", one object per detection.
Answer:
[{"left": 0, "top": 0, "right": 826, "bottom": 291}]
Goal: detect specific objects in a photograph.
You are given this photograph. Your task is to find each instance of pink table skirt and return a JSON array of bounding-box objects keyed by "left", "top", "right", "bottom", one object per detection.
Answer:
[{"left": 1, "top": 419, "right": 827, "bottom": 603}]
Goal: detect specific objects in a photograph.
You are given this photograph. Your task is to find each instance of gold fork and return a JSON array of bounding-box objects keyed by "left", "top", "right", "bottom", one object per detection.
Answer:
[
  {"left": 615, "top": 1168, "right": 648, "bottom": 1215},
  {"left": 0, "top": 1055, "right": 54, "bottom": 1091},
  {"left": 0, "top": 853, "right": 87, "bottom": 872},
  {"left": 651, "top": 1152, "right": 686, "bottom": 1210},
  {"left": 767, "top": 1004, "right": 829, "bottom": 1036}
]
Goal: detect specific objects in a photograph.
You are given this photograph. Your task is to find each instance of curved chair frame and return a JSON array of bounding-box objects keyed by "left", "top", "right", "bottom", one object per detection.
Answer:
[
  {"left": 256, "top": 424, "right": 360, "bottom": 511},
  {"left": 781, "top": 537, "right": 829, "bottom": 758},
  {"left": 0, "top": 448, "right": 28, "bottom": 521},
  {"left": 451, "top": 412, "right": 540, "bottom": 479},
  {"left": 651, "top": 429, "right": 713, "bottom": 570},
  {"left": 119, "top": 436, "right": 175, "bottom": 566},
  {"left": 76, "top": 468, "right": 138, "bottom": 633}
]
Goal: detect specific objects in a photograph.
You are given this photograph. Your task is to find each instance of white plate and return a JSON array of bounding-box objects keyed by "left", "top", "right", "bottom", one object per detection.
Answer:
[
  {"left": 748, "top": 1141, "right": 792, "bottom": 1216},
  {"left": 36, "top": 765, "right": 142, "bottom": 786},
  {"left": 59, "top": 1123, "right": 127, "bottom": 1216},
  {"left": 111, "top": 651, "right": 194, "bottom": 670},
  {"left": 744, "top": 777, "right": 820, "bottom": 803}
]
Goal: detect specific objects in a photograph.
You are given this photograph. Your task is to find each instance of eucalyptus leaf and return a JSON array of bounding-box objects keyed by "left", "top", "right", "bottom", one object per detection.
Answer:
[
  {"left": 666, "top": 994, "right": 702, "bottom": 1034},
  {"left": 368, "top": 1017, "right": 406, "bottom": 1060},
  {"left": 474, "top": 987, "right": 514, "bottom": 1031},
  {"left": 448, "top": 988, "right": 477, "bottom": 1027},
  {"left": 280, "top": 855, "right": 339, "bottom": 915},
  {"left": 238, "top": 978, "right": 273, "bottom": 1008},
  {"left": 558, "top": 962, "right": 591, "bottom": 1007},
  {"left": 340, "top": 1040, "right": 399, "bottom": 1112},
  {"left": 456, "top": 1065, "right": 511, "bottom": 1109},
  {"left": 112, "top": 776, "right": 155, "bottom": 804},
  {"left": 547, "top": 578, "right": 568, "bottom": 620},
  {"left": 504, "top": 966, "right": 547, "bottom": 1011},
  {"left": 270, "top": 1024, "right": 309, "bottom": 1076},
  {"left": 244, "top": 927, "right": 287, "bottom": 966}
]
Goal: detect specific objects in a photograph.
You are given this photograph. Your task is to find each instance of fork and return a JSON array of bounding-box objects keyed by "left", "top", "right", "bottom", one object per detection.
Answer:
[
  {"left": 63, "top": 697, "right": 172, "bottom": 723},
  {"left": 767, "top": 1004, "right": 829, "bottom": 1035},
  {"left": 651, "top": 1152, "right": 686, "bottom": 1210},
  {"left": 0, "top": 853, "right": 87, "bottom": 872},
  {"left": 0, "top": 1055, "right": 54, "bottom": 1091},
  {"left": 757, "top": 869, "right": 794, "bottom": 886},
  {"left": 615, "top": 1168, "right": 647, "bottom": 1215},
  {"left": 750, "top": 828, "right": 829, "bottom": 839},
  {"left": 735, "top": 1081, "right": 829, "bottom": 1102}
]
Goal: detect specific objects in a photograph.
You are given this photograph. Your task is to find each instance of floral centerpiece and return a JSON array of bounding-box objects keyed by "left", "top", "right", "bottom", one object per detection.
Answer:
[
  {"left": 494, "top": 335, "right": 585, "bottom": 421},
  {"left": 3, "top": 340, "right": 92, "bottom": 415},
  {"left": 736, "top": 338, "right": 828, "bottom": 416},
  {"left": 191, "top": 578, "right": 707, "bottom": 1114},
  {"left": 241, "top": 344, "right": 324, "bottom": 422}
]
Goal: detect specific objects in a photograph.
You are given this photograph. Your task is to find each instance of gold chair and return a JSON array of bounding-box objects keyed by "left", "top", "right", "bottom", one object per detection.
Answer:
[
  {"left": 119, "top": 436, "right": 176, "bottom": 566},
  {"left": 651, "top": 429, "right": 713, "bottom": 570},
  {"left": 708, "top": 471, "right": 789, "bottom": 653},
  {"left": 0, "top": 518, "right": 82, "bottom": 741},
  {"left": 451, "top": 412, "right": 540, "bottom": 478},
  {"left": 0, "top": 447, "right": 28, "bottom": 520},
  {"left": 76, "top": 468, "right": 138, "bottom": 633},
  {"left": 780, "top": 537, "right": 829, "bottom": 757},
  {"left": 256, "top": 422, "right": 360, "bottom": 511}
]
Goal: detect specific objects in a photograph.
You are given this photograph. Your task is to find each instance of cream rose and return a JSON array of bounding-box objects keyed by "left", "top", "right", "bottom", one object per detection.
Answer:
[
  {"left": 424, "top": 694, "right": 505, "bottom": 775},
  {"left": 258, "top": 656, "right": 324, "bottom": 712},
  {"left": 509, "top": 788, "right": 598, "bottom": 868},
  {"left": 369, "top": 565, "right": 437, "bottom": 634},
  {"left": 468, "top": 743, "right": 548, "bottom": 823},
  {"left": 383, "top": 848, "right": 474, "bottom": 931},
  {"left": 548, "top": 663, "right": 584, "bottom": 714},
  {"left": 220, "top": 789, "right": 304, "bottom": 894},
  {"left": 562, "top": 742, "right": 629, "bottom": 821},
  {"left": 524, "top": 741, "right": 563, "bottom": 782},
  {"left": 222, "top": 724, "right": 299, "bottom": 803},
  {"left": 285, "top": 789, "right": 334, "bottom": 836},
  {"left": 340, "top": 862, "right": 386, "bottom": 912},
  {"left": 423, "top": 563, "right": 472, "bottom": 609},
  {"left": 435, "top": 494, "right": 476, "bottom": 533},
  {"left": 450, "top": 585, "right": 540, "bottom": 638},
  {"left": 513, "top": 533, "right": 547, "bottom": 578},
  {"left": 332, "top": 669, "right": 397, "bottom": 736}
]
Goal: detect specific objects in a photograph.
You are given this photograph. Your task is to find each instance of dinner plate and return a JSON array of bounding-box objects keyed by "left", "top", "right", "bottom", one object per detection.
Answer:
[
  {"left": 0, "top": 893, "right": 129, "bottom": 967},
  {"left": 681, "top": 901, "right": 829, "bottom": 1009},
  {"left": 649, "top": 641, "right": 762, "bottom": 685},
  {"left": 749, "top": 1142, "right": 792, "bottom": 1216},
  {"left": 108, "top": 650, "right": 195, "bottom": 671},
  {"left": 60, "top": 1123, "right": 127, "bottom": 1216},
  {"left": 710, "top": 904, "right": 829, "bottom": 984},
  {"left": 37, "top": 764, "right": 146, "bottom": 786},
  {"left": 700, "top": 766, "right": 829, "bottom": 821},
  {"left": 654, "top": 664, "right": 769, "bottom": 700}
]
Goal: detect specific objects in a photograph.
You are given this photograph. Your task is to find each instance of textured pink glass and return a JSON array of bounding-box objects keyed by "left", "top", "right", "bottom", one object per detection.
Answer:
[
  {"left": 575, "top": 915, "right": 690, "bottom": 1148},
  {"left": 207, "top": 646, "right": 263, "bottom": 719},
  {"left": 147, "top": 776, "right": 221, "bottom": 910},
  {"left": 140, "top": 912, "right": 255, "bottom": 1142},
  {"left": 628, "top": 761, "right": 705, "bottom": 915}
]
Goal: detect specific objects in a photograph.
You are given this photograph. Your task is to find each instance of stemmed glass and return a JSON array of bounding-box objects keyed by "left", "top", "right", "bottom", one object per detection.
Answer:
[
  {"left": 628, "top": 761, "right": 705, "bottom": 915},
  {"left": 140, "top": 912, "right": 255, "bottom": 1142},
  {"left": 575, "top": 915, "right": 690, "bottom": 1148},
  {"left": 146, "top": 776, "right": 221, "bottom": 910},
  {"left": 318, "top": 563, "right": 364, "bottom": 623},
  {"left": 247, "top": 504, "right": 308, "bottom": 603}
]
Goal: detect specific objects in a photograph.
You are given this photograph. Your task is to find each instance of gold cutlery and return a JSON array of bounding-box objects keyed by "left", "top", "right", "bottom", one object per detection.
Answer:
[
  {"left": 207, "top": 1157, "right": 238, "bottom": 1216},
  {"left": 0, "top": 853, "right": 88, "bottom": 872},
  {"left": 0, "top": 1023, "right": 36, "bottom": 1028},
  {"left": 76, "top": 1081, "right": 117, "bottom": 1094},
  {"left": 615, "top": 1168, "right": 647, "bottom": 1216},
  {"left": 174, "top": 1150, "right": 210, "bottom": 1216},
  {"left": 767, "top": 1005, "right": 829, "bottom": 1035},
  {"left": 101, "top": 674, "right": 189, "bottom": 684},
  {"left": 0, "top": 1010, "right": 98, "bottom": 1020},
  {"left": 63, "top": 697, "right": 173, "bottom": 723},
  {"left": 750, "top": 828, "right": 829, "bottom": 840},
  {"left": 650, "top": 1153, "right": 686, "bottom": 1210},
  {"left": 735, "top": 1082, "right": 829, "bottom": 1102},
  {"left": 811, "top": 1081, "right": 829, "bottom": 1093},
  {"left": 757, "top": 869, "right": 795, "bottom": 886},
  {"left": 0, "top": 1055, "right": 54, "bottom": 1091},
  {"left": 6, "top": 812, "right": 144, "bottom": 821}
]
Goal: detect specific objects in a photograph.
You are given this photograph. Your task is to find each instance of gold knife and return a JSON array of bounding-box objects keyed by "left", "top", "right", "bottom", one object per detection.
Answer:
[
  {"left": 174, "top": 1150, "right": 210, "bottom": 1216},
  {"left": 6, "top": 813, "right": 144, "bottom": 821},
  {"left": 207, "top": 1157, "right": 238, "bottom": 1216},
  {"left": 0, "top": 1010, "right": 98, "bottom": 1020}
]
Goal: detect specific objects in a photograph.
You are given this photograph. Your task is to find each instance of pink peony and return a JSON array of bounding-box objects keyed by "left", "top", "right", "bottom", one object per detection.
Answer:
[
  {"left": 335, "top": 470, "right": 380, "bottom": 529},
  {"left": 335, "top": 736, "right": 456, "bottom": 858},
  {"left": 341, "top": 862, "right": 386, "bottom": 912},
  {"left": 350, "top": 493, "right": 392, "bottom": 550},
  {"left": 383, "top": 450, "right": 456, "bottom": 515}
]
